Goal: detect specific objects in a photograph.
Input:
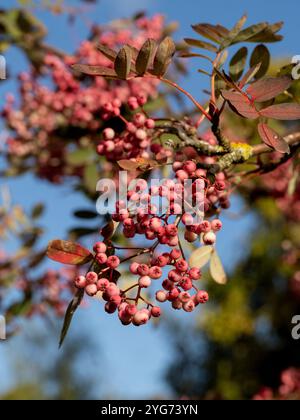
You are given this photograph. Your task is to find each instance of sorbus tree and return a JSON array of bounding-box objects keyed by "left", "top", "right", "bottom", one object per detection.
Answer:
[{"left": 1, "top": 6, "right": 300, "bottom": 396}]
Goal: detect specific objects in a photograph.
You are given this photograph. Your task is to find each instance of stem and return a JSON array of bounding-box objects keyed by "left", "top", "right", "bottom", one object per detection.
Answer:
[{"left": 149, "top": 76, "right": 212, "bottom": 122}]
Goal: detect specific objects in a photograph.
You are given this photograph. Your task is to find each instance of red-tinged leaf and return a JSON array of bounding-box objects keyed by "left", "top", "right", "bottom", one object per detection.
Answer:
[
  {"left": 100, "top": 220, "right": 119, "bottom": 239},
  {"left": 247, "top": 21, "right": 283, "bottom": 43},
  {"left": 257, "top": 123, "right": 290, "bottom": 153},
  {"left": 178, "top": 51, "right": 213, "bottom": 63},
  {"left": 239, "top": 63, "right": 262, "bottom": 87},
  {"left": 47, "top": 239, "right": 93, "bottom": 265},
  {"left": 259, "top": 103, "right": 300, "bottom": 120},
  {"left": 246, "top": 75, "right": 292, "bottom": 102},
  {"left": 221, "top": 90, "right": 259, "bottom": 119},
  {"left": 118, "top": 160, "right": 140, "bottom": 171},
  {"left": 220, "top": 14, "right": 247, "bottom": 49},
  {"left": 71, "top": 64, "right": 117, "bottom": 78},
  {"left": 249, "top": 44, "right": 270, "bottom": 79},
  {"left": 232, "top": 22, "right": 268, "bottom": 43}
]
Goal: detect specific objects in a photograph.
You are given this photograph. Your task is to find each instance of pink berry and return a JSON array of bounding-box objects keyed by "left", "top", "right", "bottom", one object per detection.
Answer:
[
  {"left": 107, "top": 256, "right": 120, "bottom": 269},
  {"left": 203, "top": 231, "right": 216, "bottom": 245},
  {"left": 75, "top": 275, "right": 86, "bottom": 289},
  {"left": 96, "top": 253, "right": 108, "bottom": 264},
  {"left": 103, "top": 128, "right": 115, "bottom": 140},
  {"left": 139, "top": 276, "right": 151, "bottom": 288},
  {"left": 175, "top": 259, "right": 188, "bottom": 273},
  {"left": 85, "top": 283, "right": 98, "bottom": 296},
  {"left": 176, "top": 169, "right": 189, "bottom": 182},
  {"left": 130, "top": 262, "right": 140, "bottom": 274},
  {"left": 93, "top": 241, "right": 107, "bottom": 253},
  {"left": 156, "top": 290, "right": 168, "bottom": 303},
  {"left": 149, "top": 266, "right": 162, "bottom": 279},
  {"left": 170, "top": 248, "right": 181, "bottom": 260},
  {"left": 110, "top": 295, "right": 122, "bottom": 306},
  {"left": 211, "top": 219, "right": 223, "bottom": 232},
  {"left": 97, "top": 278, "right": 109, "bottom": 291},
  {"left": 151, "top": 306, "right": 161, "bottom": 317},
  {"left": 189, "top": 267, "right": 202, "bottom": 280},
  {"left": 196, "top": 290, "right": 209, "bottom": 304},
  {"left": 125, "top": 304, "right": 137, "bottom": 316},
  {"left": 86, "top": 271, "right": 98, "bottom": 284},
  {"left": 105, "top": 301, "right": 118, "bottom": 314},
  {"left": 182, "top": 213, "right": 194, "bottom": 226},
  {"left": 179, "top": 291, "right": 191, "bottom": 303},
  {"left": 183, "top": 300, "right": 195, "bottom": 312},
  {"left": 133, "top": 310, "right": 149, "bottom": 326},
  {"left": 137, "top": 264, "right": 149, "bottom": 276},
  {"left": 145, "top": 118, "right": 155, "bottom": 129},
  {"left": 183, "top": 160, "right": 197, "bottom": 175}
]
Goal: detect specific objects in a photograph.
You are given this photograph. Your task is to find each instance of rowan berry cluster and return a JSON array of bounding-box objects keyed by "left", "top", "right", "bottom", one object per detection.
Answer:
[
  {"left": 253, "top": 368, "right": 300, "bottom": 400},
  {"left": 73, "top": 239, "right": 210, "bottom": 326},
  {"left": 2, "top": 15, "right": 164, "bottom": 182}
]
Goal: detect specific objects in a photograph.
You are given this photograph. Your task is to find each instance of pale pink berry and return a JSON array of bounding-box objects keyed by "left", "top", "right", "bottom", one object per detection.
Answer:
[
  {"left": 199, "top": 220, "right": 211, "bottom": 233},
  {"left": 75, "top": 275, "right": 86, "bottom": 289},
  {"left": 133, "top": 310, "right": 149, "bottom": 326},
  {"left": 135, "top": 129, "right": 147, "bottom": 140},
  {"left": 175, "top": 169, "right": 189, "bottom": 182},
  {"left": 85, "top": 283, "right": 98, "bottom": 296},
  {"left": 203, "top": 231, "right": 216, "bottom": 245},
  {"left": 110, "top": 295, "right": 122, "bottom": 306},
  {"left": 156, "top": 290, "right": 168, "bottom": 302},
  {"left": 139, "top": 276, "right": 151, "bottom": 288},
  {"left": 130, "top": 262, "right": 140, "bottom": 274},
  {"left": 93, "top": 241, "right": 107, "bottom": 253},
  {"left": 183, "top": 300, "right": 195, "bottom": 312},
  {"left": 125, "top": 304, "right": 137, "bottom": 316},
  {"left": 106, "top": 283, "right": 120, "bottom": 298},
  {"left": 145, "top": 119, "right": 155, "bottom": 129},
  {"left": 86, "top": 271, "right": 98, "bottom": 284},
  {"left": 183, "top": 160, "right": 197, "bottom": 175},
  {"left": 103, "top": 127, "right": 115, "bottom": 140},
  {"left": 182, "top": 213, "right": 194, "bottom": 226},
  {"left": 184, "top": 230, "right": 198, "bottom": 242}
]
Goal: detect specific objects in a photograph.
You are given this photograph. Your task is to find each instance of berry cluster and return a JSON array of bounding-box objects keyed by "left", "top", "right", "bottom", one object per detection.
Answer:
[
  {"left": 73, "top": 240, "right": 209, "bottom": 326},
  {"left": 2, "top": 15, "right": 164, "bottom": 182},
  {"left": 253, "top": 368, "right": 300, "bottom": 400}
]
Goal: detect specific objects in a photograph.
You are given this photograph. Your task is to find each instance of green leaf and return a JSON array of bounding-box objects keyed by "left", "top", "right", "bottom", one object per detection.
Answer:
[
  {"left": 59, "top": 289, "right": 84, "bottom": 348},
  {"left": 249, "top": 44, "right": 270, "bottom": 79},
  {"left": 184, "top": 38, "right": 218, "bottom": 53},
  {"left": 160, "top": 133, "right": 181, "bottom": 148},
  {"left": 47, "top": 239, "right": 93, "bottom": 265},
  {"left": 219, "top": 14, "right": 247, "bottom": 49},
  {"left": 114, "top": 45, "right": 132, "bottom": 79},
  {"left": 152, "top": 36, "right": 176, "bottom": 76},
  {"left": 232, "top": 22, "right": 268, "bottom": 43},
  {"left": 73, "top": 210, "right": 98, "bottom": 219},
  {"left": 189, "top": 245, "right": 214, "bottom": 268},
  {"left": 71, "top": 64, "right": 117, "bottom": 78},
  {"left": 247, "top": 21, "right": 283, "bottom": 43},
  {"left": 210, "top": 249, "right": 227, "bottom": 284},
  {"left": 84, "top": 164, "right": 99, "bottom": 193},
  {"left": 229, "top": 47, "right": 248, "bottom": 81},
  {"left": 31, "top": 203, "right": 44, "bottom": 219},
  {"left": 136, "top": 39, "right": 156, "bottom": 75},
  {"left": 66, "top": 148, "right": 94, "bottom": 166},
  {"left": 257, "top": 123, "right": 290, "bottom": 153},
  {"left": 191, "top": 23, "right": 223, "bottom": 43},
  {"left": 100, "top": 220, "right": 119, "bottom": 239}
]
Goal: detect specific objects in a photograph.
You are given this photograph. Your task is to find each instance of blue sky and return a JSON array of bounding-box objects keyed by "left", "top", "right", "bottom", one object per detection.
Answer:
[{"left": 0, "top": 0, "right": 299, "bottom": 399}]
